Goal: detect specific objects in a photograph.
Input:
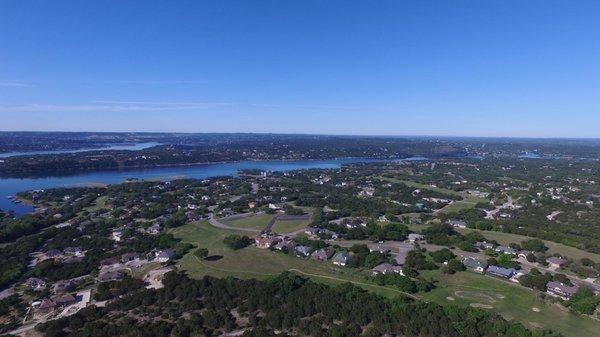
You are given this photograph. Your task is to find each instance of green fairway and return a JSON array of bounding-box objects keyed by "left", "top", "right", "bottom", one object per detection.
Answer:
[
  {"left": 271, "top": 218, "right": 310, "bottom": 233},
  {"left": 220, "top": 213, "right": 274, "bottom": 230},
  {"left": 420, "top": 270, "right": 600, "bottom": 337},
  {"left": 456, "top": 228, "right": 600, "bottom": 262}
]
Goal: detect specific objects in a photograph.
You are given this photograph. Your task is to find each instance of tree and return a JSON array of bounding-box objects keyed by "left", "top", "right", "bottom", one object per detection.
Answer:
[
  {"left": 430, "top": 249, "right": 455, "bottom": 263},
  {"left": 223, "top": 235, "right": 252, "bottom": 250},
  {"left": 521, "top": 239, "right": 548, "bottom": 252},
  {"left": 194, "top": 248, "right": 209, "bottom": 259},
  {"left": 569, "top": 287, "right": 600, "bottom": 314}
]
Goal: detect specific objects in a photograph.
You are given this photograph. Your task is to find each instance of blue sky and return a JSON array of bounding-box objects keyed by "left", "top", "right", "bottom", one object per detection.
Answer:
[{"left": 1, "top": 1, "right": 599, "bottom": 137}]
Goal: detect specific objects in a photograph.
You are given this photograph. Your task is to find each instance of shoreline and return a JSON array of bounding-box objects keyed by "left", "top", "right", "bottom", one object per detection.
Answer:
[{"left": 0, "top": 155, "right": 429, "bottom": 180}]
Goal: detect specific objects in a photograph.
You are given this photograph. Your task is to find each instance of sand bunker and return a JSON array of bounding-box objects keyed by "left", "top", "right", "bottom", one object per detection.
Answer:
[
  {"left": 455, "top": 291, "right": 496, "bottom": 304},
  {"left": 446, "top": 296, "right": 455, "bottom": 301},
  {"left": 532, "top": 307, "right": 541, "bottom": 312},
  {"left": 470, "top": 303, "right": 494, "bottom": 309}
]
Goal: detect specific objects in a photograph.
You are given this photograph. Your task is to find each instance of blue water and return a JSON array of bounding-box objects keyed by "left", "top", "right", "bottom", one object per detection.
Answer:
[
  {"left": 0, "top": 157, "right": 426, "bottom": 215},
  {"left": 0, "top": 142, "right": 161, "bottom": 158}
]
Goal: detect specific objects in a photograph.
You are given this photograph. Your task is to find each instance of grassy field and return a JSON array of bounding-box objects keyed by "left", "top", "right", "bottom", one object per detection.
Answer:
[
  {"left": 457, "top": 228, "right": 600, "bottom": 262},
  {"left": 220, "top": 212, "right": 311, "bottom": 233},
  {"left": 271, "top": 218, "right": 311, "bottom": 233},
  {"left": 220, "top": 213, "right": 274, "bottom": 230},
  {"left": 420, "top": 270, "right": 600, "bottom": 337}
]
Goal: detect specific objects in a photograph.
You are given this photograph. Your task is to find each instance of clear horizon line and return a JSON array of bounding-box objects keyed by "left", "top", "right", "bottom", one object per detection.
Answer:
[{"left": 1, "top": 129, "right": 600, "bottom": 140}]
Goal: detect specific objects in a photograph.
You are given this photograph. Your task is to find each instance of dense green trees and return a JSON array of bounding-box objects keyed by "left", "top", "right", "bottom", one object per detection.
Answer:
[
  {"left": 223, "top": 235, "right": 252, "bottom": 250},
  {"left": 35, "top": 272, "right": 559, "bottom": 337}
]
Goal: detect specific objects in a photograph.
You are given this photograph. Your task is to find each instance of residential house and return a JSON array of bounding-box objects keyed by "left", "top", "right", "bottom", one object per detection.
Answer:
[
  {"left": 155, "top": 249, "right": 174, "bottom": 262},
  {"left": 311, "top": 247, "right": 335, "bottom": 261},
  {"left": 255, "top": 236, "right": 277, "bottom": 249},
  {"left": 53, "top": 279, "right": 77, "bottom": 294},
  {"left": 295, "top": 245, "right": 312, "bottom": 257},
  {"left": 44, "top": 249, "right": 63, "bottom": 260},
  {"left": 64, "top": 246, "right": 85, "bottom": 257},
  {"left": 371, "top": 263, "right": 404, "bottom": 276},
  {"left": 395, "top": 247, "right": 412, "bottom": 266},
  {"left": 332, "top": 252, "right": 350, "bottom": 266},
  {"left": 369, "top": 245, "right": 390, "bottom": 255},
  {"left": 51, "top": 294, "right": 77, "bottom": 307},
  {"left": 447, "top": 219, "right": 467, "bottom": 228},
  {"left": 546, "top": 281, "right": 579, "bottom": 300},
  {"left": 304, "top": 227, "right": 321, "bottom": 236},
  {"left": 517, "top": 251, "right": 531, "bottom": 259},
  {"left": 495, "top": 246, "right": 517, "bottom": 255},
  {"left": 147, "top": 223, "right": 162, "bottom": 235},
  {"left": 273, "top": 240, "right": 294, "bottom": 252},
  {"left": 546, "top": 256, "right": 567, "bottom": 269},
  {"left": 462, "top": 257, "right": 487, "bottom": 273},
  {"left": 97, "top": 271, "right": 124, "bottom": 282},
  {"left": 486, "top": 265, "right": 517, "bottom": 278},
  {"left": 475, "top": 241, "right": 494, "bottom": 250},
  {"left": 37, "top": 299, "right": 57, "bottom": 313},
  {"left": 111, "top": 229, "right": 124, "bottom": 242},
  {"left": 26, "top": 277, "right": 46, "bottom": 290},
  {"left": 408, "top": 233, "right": 424, "bottom": 243},
  {"left": 121, "top": 252, "right": 140, "bottom": 263}
]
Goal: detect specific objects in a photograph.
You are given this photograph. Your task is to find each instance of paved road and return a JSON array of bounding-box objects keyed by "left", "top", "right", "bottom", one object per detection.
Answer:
[{"left": 9, "top": 322, "right": 37, "bottom": 335}]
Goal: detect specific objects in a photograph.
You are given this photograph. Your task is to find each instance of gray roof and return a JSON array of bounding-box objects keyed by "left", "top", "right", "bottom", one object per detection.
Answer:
[
  {"left": 486, "top": 265, "right": 516, "bottom": 277},
  {"left": 295, "top": 245, "right": 312, "bottom": 256},
  {"left": 495, "top": 246, "right": 517, "bottom": 254},
  {"left": 546, "top": 256, "right": 566, "bottom": 266},
  {"left": 372, "top": 263, "right": 403, "bottom": 274},
  {"left": 311, "top": 247, "right": 335, "bottom": 260},
  {"left": 395, "top": 248, "right": 411, "bottom": 265},
  {"left": 547, "top": 281, "right": 579, "bottom": 297},
  {"left": 462, "top": 257, "right": 487, "bottom": 270},
  {"left": 332, "top": 252, "right": 350, "bottom": 264},
  {"left": 408, "top": 233, "right": 424, "bottom": 241}
]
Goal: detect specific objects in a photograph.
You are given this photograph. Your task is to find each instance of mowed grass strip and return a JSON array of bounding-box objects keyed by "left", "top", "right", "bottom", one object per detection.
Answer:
[
  {"left": 220, "top": 213, "right": 274, "bottom": 230},
  {"left": 420, "top": 270, "right": 600, "bottom": 337}
]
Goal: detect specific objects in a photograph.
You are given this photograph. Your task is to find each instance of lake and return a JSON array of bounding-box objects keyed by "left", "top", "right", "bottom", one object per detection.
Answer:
[
  {"left": 0, "top": 157, "right": 426, "bottom": 215},
  {"left": 0, "top": 142, "right": 161, "bottom": 158}
]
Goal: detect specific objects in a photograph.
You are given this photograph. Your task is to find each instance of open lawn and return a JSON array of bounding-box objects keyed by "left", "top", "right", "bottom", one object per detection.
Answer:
[
  {"left": 220, "top": 213, "right": 274, "bottom": 230},
  {"left": 420, "top": 270, "right": 600, "bottom": 337},
  {"left": 457, "top": 228, "right": 600, "bottom": 262},
  {"left": 169, "top": 221, "right": 414, "bottom": 298},
  {"left": 271, "top": 218, "right": 311, "bottom": 233}
]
